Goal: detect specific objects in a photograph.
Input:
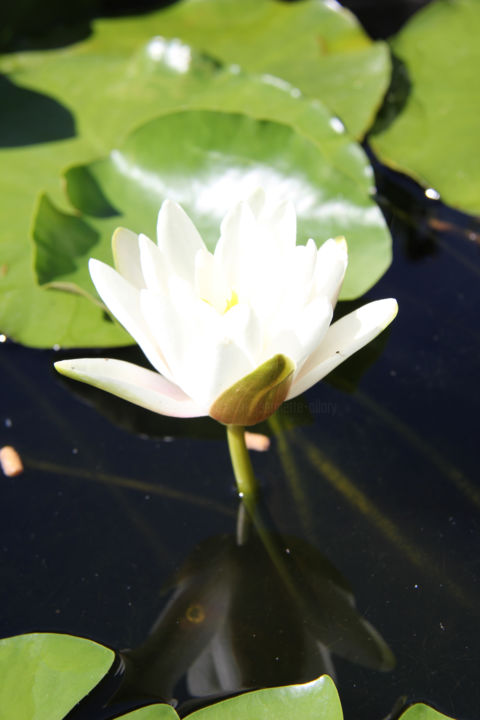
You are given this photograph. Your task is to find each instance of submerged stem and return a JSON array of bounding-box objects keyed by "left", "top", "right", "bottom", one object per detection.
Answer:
[
  {"left": 226, "top": 424, "right": 259, "bottom": 508},
  {"left": 226, "top": 424, "right": 295, "bottom": 591}
]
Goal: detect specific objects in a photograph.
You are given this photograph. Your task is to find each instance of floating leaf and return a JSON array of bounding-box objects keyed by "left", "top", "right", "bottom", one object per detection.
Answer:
[
  {"left": 185, "top": 674, "right": 342, "bottom": 720},
  {"left": 33, "top": 110, "right": 391, "bottom": 311},
  {"left": 116, "top": 706, "right": 180, "bottom": 720},
  {"left": 398, "top": 704, "right": 455, "bottom": 720},
  {"left": 0, "top": 633, "right": 114, "bottom": 720},
  {"left": 0, "top": 9, "right": 389, "bottom": 347},
  {"left": 370, "top": 0, "right": 480, "bottom": 215},
  {"left": 0, "top": 130, "right": 129, "bottom": 348},
  {"left": 91, "top": 0, "right": 391, "bottom": 139}
]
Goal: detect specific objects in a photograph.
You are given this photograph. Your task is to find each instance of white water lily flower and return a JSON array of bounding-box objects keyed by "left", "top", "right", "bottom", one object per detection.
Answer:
[{"left": 55, "top": 189, "right": 397, "bottom": 426}]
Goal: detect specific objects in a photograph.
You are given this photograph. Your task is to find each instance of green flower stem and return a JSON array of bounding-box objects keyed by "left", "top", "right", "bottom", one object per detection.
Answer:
[
  {"left": 226, "top": 424, "right": 299, "bottom": 595},
  {"left": 226, "top": 425, "right": 259, "bottom": 508}
]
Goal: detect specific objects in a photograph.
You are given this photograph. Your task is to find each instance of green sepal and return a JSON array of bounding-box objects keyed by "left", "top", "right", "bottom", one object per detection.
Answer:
[{"left": 210, "top": 354, "right": 295, "bottom": 426}]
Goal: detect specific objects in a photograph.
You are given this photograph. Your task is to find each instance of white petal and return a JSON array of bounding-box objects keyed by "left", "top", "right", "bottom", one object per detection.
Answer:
[
  {"left": 245, "top": 187, "right": 266, "bottom": 218},
  {"left": 142, "top": 288, "right": 254, "bottom": 408},
  {"left": 262, "top": 328, "right": 303, "bottom": 366},
  {"left": 280, "top": 239, "right": 318, "bottom": 310},
  {"left": 288, "top": 298, "right": 398, "bottom": 399},
  {"left": 264, "top": 199, "right": 297, "bottom": 255},
  {"left": 194, "top": 247, "right": 228, "bottom": 312},
  {"left": 140, "top": 288, "right": 194, "bottom": 384},
  {"left": 214, "top": 201, "right": 257, "bottom": 291},
  {"left": 293, "top": 296, "right": 333, "bottom": 367},
  {"left": 221, "top": 302, "right": 262, "bottom": 365},
  {"left": 112, "top": 227, "right": 145, "bottom": 289},
  {"left": 190, "top": 336, "right": 254, "bottom": 409},
  {"left": 140, "top": 287, "right": 221, "bottom": 392},
  {"left": 263, "top": 298, "right": 331, "bottom": 367},
  {"left": 138, "top": 233, "right": 169, "bottom": 293},
  {"left": 156, "top": 199, "right": 205, "bottom": 284},
  {"left": 314, "top": 238, "right": 348, "bottom": 306},
  {"left": 194, "top": 247, "right": 214, "bottom": 300},
  {"left": 89, "top": 259, "right": 172, "bottom": 379},
  {"left": 54, "top": 358, "right": 206, "bottom": 417}
]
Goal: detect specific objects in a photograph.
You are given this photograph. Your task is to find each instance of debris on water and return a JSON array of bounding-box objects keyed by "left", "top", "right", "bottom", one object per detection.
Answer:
[
  {"left": 0, "top": 446, "right": 24, "bottom": 477},
  {"left": 245, "top": 432, "right": 270, "bottom": 452}
]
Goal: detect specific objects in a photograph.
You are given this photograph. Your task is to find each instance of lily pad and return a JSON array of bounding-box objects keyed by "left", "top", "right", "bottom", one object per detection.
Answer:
[
  {"left": 2, "top": 0, "right": 389, "bottom": 141},
  {"left": 90, "top": 0, "right": 391, "bottom": 139},
  {"left": 370, "top": 0, "right": 480, "bottom": 216},
  {"left": 185, "top": 674, "right": 342, "bottom": 720},
  {"left": 398, "top": 704, "right": 455, "bottom": 720},
  {"left": 0, "top": 633, "right": 114, "bottom": 720},
  {"left": 0, "top": 7, "right": 389, "bottom": 348},
  {"left": 118, "top": 707, "right": 179, "bottom": 720},
  {"left": 33, "top": 110, "right": 391, "bottom": 311},
  {"left": 0, "top": 130, "right": 132, "bottom": 348}
]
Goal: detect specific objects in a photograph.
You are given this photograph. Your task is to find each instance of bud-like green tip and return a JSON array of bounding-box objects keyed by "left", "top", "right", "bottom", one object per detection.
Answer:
[{"left": 209, "top": 354, "right": 295, "bottom": 426}]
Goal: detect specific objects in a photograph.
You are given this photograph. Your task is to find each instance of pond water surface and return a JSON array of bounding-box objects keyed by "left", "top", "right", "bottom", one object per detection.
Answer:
[{"left": 2, "top": 0, "right": 480, "bottom": 717}]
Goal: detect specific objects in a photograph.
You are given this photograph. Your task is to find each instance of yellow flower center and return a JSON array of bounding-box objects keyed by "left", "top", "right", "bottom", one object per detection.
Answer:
[{"left": 223, "top": 289, "right": 239, "bottom": 314}]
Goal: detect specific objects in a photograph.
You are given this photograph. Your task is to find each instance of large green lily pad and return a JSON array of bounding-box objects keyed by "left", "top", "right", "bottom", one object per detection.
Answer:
[
  {"left": 2, "top": 0, "right": 389, "bottom": 141},
  {"left": 0, "top": 633, "right": 114, "bottom": 720},
  {"left": 91, "top": 0, "right": 391, "bottom": 140},
  {"left": 118, "top": 707, "right": 179, "bottom": 720},
  {"left": 398, "top": 704, "right": 455, "bottom": 720},
  {"left": 185, "top": 674, "right": 342, "bottom": 720},
  {"left": 0, "top": 1, "right": 390, "bottom": 348},
  {"left": 370, "top": 0, "right": 480, "bottom": 216},
  {"left": 0, "top": 133, "right": 131, "bottom": 348},
  {"left": 33, "top": 110, "right": 391, "bottom": 312}
]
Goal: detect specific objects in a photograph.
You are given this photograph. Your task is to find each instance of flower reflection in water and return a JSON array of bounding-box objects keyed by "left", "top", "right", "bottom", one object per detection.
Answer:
[{"left": 118, "top": 502, "right": 394, "bottom": 708}]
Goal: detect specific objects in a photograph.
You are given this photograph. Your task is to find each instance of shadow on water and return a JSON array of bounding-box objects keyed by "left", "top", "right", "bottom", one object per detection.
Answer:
[
  {"left": 64, "top": 501, "right": 394, "bottom": 719},
  {"left": 369, "top": 54, "right": 412, "bottom": 136},
  {"left": 368, "top": 150, "right": 480, "bottom": 263},
  {"left": 0, "top": 0, "right": 176, "bottom": 54},
  {"left": 0, "top": 75, "right": 76, "bottom": 147}
]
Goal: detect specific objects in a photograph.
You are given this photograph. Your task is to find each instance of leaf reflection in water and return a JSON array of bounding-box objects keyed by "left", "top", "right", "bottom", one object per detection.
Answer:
[{"left": 117, "top": 505, "right": 394, "bottom": 707}]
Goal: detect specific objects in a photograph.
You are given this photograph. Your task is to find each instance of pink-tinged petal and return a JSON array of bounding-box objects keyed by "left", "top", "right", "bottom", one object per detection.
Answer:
[
  {"left": 156, "top": 199, "right": 205, "bottom": 284},
  {"left": 288, "top": 298, "right": 398, "bottom": 399},
  {"left": 112, "top": 227, "right": 145, "bottom": 288},
  {"left": 54, "top": 358, "right": 206, "bottom": 418},
  {"left": 89, "top": 259, "right": 172, "bottom": 380}
]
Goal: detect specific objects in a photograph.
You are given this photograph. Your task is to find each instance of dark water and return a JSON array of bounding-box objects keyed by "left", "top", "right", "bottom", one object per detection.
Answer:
[{"left": 1, "top": 160, "right": 479, "bottom": 720}]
